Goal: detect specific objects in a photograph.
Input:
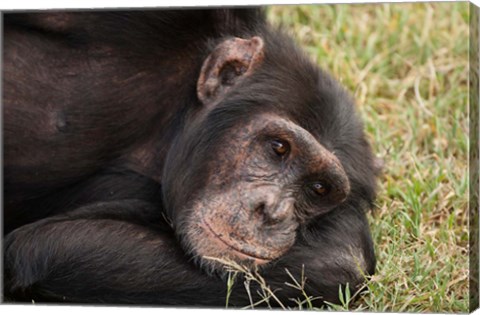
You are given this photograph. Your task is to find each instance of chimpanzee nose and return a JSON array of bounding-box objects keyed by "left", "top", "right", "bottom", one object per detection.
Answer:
[{"left": 254, "top": 194, "right": 295, "bottom": 225}]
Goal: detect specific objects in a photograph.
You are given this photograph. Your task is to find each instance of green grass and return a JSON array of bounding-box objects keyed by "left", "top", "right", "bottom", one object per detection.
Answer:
[{"left": 264, "top": 3, "right": 470, "bottom": 312}]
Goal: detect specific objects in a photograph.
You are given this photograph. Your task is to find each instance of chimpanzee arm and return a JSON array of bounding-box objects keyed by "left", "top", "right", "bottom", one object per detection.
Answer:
[
  {"left": 260, "top": 204, "right": 376, "bottom": 306},
  {"left": 4, "top": 200, "right": 373, "bottom": 307},
  {"left": 4, "top": 199, "right": 238, "bottom": 305}
]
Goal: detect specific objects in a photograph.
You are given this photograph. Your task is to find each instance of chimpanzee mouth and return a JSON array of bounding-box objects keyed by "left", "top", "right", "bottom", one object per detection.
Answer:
[{"left": 202, "top": 219, "right": 273, "bottom": 264}]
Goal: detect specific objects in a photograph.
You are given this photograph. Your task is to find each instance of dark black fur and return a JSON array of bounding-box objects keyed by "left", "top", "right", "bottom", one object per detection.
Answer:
[{"left": 3, "top": 8, "right": 377, "bottom": 306}]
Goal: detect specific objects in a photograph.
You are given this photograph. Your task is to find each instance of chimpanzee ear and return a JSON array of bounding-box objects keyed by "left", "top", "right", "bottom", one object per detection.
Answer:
[{"left": 197, "top": 36, "right": 265, "bottom": 107}]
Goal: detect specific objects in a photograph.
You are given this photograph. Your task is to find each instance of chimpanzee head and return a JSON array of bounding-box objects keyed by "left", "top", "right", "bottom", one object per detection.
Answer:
[{"left": 162, "top": 31, "right": 377, "bottom": 271}]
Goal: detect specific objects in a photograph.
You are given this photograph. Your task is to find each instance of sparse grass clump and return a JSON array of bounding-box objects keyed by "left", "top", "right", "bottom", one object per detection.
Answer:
[{"left": 265, "top": 3, "right": 469, "bottom": 312}]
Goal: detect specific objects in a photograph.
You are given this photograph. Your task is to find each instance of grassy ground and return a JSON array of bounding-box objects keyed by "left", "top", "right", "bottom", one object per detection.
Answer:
[{"left": 265, "top": 3, "right": 470, "bottom": 312}]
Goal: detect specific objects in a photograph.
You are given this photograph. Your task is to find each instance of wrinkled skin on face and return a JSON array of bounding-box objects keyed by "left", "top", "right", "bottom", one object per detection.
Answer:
[{"left": 177, "top": 114, "right": 351, "bottom": 267}]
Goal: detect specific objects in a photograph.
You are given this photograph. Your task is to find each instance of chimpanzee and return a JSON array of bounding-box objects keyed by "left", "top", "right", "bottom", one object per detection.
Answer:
[{"left": 3, "top": 8, "right": 378, "bottom": 307}]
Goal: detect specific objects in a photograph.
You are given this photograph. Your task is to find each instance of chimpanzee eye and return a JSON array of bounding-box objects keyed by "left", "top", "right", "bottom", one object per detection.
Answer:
[
  {"left": 271, "top": 139, "right": 290, "bottom": 156},
  {"left": 311, "top": 182, "right": 329, "bottom": 196}
]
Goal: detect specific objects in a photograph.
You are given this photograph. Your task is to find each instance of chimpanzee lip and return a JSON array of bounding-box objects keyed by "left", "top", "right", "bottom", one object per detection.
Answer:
[{"left": 202, "top": 219, "right": 273, "bottom": 264}]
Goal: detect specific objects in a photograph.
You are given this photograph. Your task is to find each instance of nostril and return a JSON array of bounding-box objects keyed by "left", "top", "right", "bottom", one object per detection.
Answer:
[
  {"left": 254, "top": 202, "right": 266, "bottom": 215},
  {"left": 253, "top": 202, "right": 268, "bottom": 222},
  {"left": 256, "top": 198, "right": 294, "bottom": 225},
  {"left": 254, "top": 201, "right": 280, "bottom": 225}
]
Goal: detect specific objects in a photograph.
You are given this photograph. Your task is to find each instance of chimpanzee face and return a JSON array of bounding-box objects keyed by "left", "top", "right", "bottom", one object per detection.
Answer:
[
  {"left": 162, "top": 35, "right": 351, "bottom": 270},
  {"left": 178, "top": 114, "right": 350, "bottom": 267}
]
